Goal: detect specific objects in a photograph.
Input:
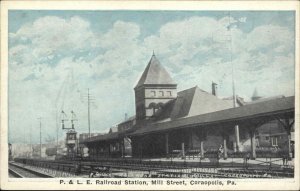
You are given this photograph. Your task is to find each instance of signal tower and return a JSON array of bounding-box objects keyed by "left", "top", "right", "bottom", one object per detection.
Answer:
[{"left": 61, "top": 110, "right": 78, "bottom": 159}]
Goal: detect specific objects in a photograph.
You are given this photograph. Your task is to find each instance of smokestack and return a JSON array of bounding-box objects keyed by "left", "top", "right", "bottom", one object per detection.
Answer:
[
  {"left": 212, "top": 82, "right": 218, "bottom": 96},
  {"left": 125, "top": 113, "right": 128, "bottom": 121}
]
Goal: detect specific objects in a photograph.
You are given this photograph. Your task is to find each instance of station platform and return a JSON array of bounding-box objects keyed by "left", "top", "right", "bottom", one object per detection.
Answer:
[{"left": 142, "top": 157, "right": 294, "bottom": 169}]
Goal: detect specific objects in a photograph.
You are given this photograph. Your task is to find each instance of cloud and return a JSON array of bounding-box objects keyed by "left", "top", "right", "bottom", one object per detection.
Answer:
[
  {"left": 9, "top": 16, "right": 97, "bottom": 67},
  {"left": 9, "top": 16, "right": 148, "bottom": 143},
  {"left": 8, "top": 14, "right": 295, "bottom": 143},
  {"left": 145, "top": 16, "right": 294, "bottom": 98},
  {"left": 99, "top": 21, "right": 141, "bottom": 49},
  {"left": 245, "top": 24, "right": 293, "bottom": 52}
]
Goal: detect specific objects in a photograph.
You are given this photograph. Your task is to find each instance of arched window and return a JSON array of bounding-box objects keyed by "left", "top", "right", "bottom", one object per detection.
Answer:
[
  {"left": 157, "top": 102, "right": 164, "bottom": 109},
  {"left": 148, "top": 102, "right": 157, "bottom": 115}
]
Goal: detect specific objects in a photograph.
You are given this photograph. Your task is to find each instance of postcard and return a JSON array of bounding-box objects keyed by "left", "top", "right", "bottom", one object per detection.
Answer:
[{"left": 1, "top": 0, "right": 299, "bottom": 190}]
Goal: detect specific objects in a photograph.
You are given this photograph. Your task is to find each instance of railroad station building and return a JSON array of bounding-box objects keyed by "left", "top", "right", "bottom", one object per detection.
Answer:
[{"left": 83, "top": 53, "right": 295, "bottom": 160}]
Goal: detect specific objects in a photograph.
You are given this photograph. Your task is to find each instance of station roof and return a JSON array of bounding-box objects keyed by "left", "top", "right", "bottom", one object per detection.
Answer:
[
  {"left": 130, "top": 96, "right": 295, "bottom": 136},
  {"left": 82, "top": 116, "right": 136, "bottom": 144},
  {"left": 154, "top": 86, "right": 233, "bottom": 121},
  {"left": 135, "top": 54, "right": 176, "bottom": 89},
  {"left": 82, "top": 96, "right": 294, "bottom": 143},
  {"left": 82, "top": 132, "right": 119, "bottom": 144}
]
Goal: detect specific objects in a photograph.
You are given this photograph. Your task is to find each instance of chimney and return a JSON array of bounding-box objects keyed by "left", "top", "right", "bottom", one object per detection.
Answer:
[
  {"left": 125, "top": 113, "right": 128, "bottom": 121},
  {"left": 212, "top": 82, "right": 218, "bottom": 96}
]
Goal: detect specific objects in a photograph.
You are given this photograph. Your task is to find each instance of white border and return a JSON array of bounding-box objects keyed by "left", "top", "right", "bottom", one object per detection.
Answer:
[{"left": 1, "top": 1, "right": 299, "bottom": 190}]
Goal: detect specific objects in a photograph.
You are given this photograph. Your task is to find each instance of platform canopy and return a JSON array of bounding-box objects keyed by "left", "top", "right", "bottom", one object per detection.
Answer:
[
  {"left": 130, "top": 96, "right": 295, "bottom": 136},
  {"left": 81, "top": 132, "right": 120, "bottom": 144}
]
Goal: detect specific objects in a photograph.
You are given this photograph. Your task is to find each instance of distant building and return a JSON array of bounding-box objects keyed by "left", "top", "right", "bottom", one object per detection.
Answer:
[{"left": 247, "top": 89, "right": 293, "bottom": 150}]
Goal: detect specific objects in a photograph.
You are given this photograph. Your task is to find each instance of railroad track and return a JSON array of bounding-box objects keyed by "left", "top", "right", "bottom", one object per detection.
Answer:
[
  {"left": 13, "top": 158, "right": 294, "bottom": 178},
  {"left": 9, "top": 168, "right": 23, "bottom": 178},
  {"left": 9, "top": 163, "right": 53, "bottom": 178}
]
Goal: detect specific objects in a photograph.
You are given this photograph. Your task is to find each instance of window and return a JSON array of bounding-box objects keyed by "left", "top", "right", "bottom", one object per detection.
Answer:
[
  {"left": 271, "top": 137, "right": 278, "bottom": 146},
  {"left": 159, "top": 91, "right": 164, "bottom": 96},
  {"left": 157, "top": 102, "right": 164, "bottom": 109},
  {"left": 68, "top": 134, "right": 75, "bottom": 140},
  {"left": 265, "top": 136, "right": 269, "bottom": 140},
  {"left": 148, "top": 102, "right": 157, "bottom": 115},
  {"left": 151, "top": 91, "right": 156, "bottom": 97},
  {"left": 167, "top": 91, "right": 172, "bottom": 96}
]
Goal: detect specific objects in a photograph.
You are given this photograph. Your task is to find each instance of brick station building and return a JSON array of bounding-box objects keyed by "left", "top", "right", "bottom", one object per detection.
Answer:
[{"left": 82, "top": 53, "right": 295, "bottom": 160}]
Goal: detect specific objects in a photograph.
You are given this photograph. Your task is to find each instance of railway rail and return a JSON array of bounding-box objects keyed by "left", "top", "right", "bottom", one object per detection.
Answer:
[
  {"left": 9, "top": 162, "right": 54, "bottom": 178},
  {"left": 14, "top": 157, "right": 294, "bottom": 178},
  {"left": 9, "top": 168, "right": 23, "bottom": 178}
]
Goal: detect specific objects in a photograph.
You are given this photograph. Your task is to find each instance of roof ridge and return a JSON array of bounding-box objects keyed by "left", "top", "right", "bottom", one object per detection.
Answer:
[{"left": 178, "top": 85, "right": 198, "bottom": 94}]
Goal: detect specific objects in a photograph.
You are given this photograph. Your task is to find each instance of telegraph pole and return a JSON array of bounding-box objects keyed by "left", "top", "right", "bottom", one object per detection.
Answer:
[
  {"left": 228, "top": 11, "right": 237, "bottom": 108},
  {"left": 30, "top": 126, "right": 32, "bottom": 158},
  {"left": 88, "top": 88, "right": 91, "bottom": 138},
  {"left": 23, "top": 126, "right": 26, "bottom": 144},
  {"left": 228, "top": 11, "right": 240, "bottom": 152},
  {"left": 56, "top": 112, "right": 59, "bottom": 155},
  {"left": 37, "top": 117, "right": 42, "bottom": 158},
  {"left": 83, "top": 88, "right": 95, "bottom": 138}
]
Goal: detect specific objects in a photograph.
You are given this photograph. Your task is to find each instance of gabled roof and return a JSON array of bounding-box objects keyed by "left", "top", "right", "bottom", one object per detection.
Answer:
[
  {"left": 135, "top": 54, "right": 176, "bottom": 88},
  {"left": 153, "top": 86, "right": 233, "bottom": 121},
  {"left": 131, "top": 96, "right": 294, "bottom": 136},
  {"left": 169, "top": 87, "right": 197, "bottom": 119},
  {"left": 182, "top": 86, "right": 233, "bottom": 117}
]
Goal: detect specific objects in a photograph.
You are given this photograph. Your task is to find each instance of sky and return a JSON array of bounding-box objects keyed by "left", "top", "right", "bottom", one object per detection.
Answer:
[{"left": 8, "top": 11, "right": 295, "bottom": 144}]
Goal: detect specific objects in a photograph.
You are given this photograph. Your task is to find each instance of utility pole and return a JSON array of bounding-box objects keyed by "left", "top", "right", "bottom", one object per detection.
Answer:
[
  {"left": 228, "top": 11, "right": 240, "bottom": 152},
  {"left": 56, "top": 112, "right": 59, "bottom": 155},
  {"left": 30, "top": 126, "right": 32, "bottom": 158},
  {"left": 88, "top": 88, "right": 91, "bottom": 138},
  {"left": 228, "top": 11, "right": 237, "bottom": 108},
  {"left": 83, "top": 88, "right": 95, "bottom": 138},
  {"left": 37, "top": 117, "right": 42, "bottom": 158},
  {"left": 23, "top": 126, "right": 26, "bottom": 145}
]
